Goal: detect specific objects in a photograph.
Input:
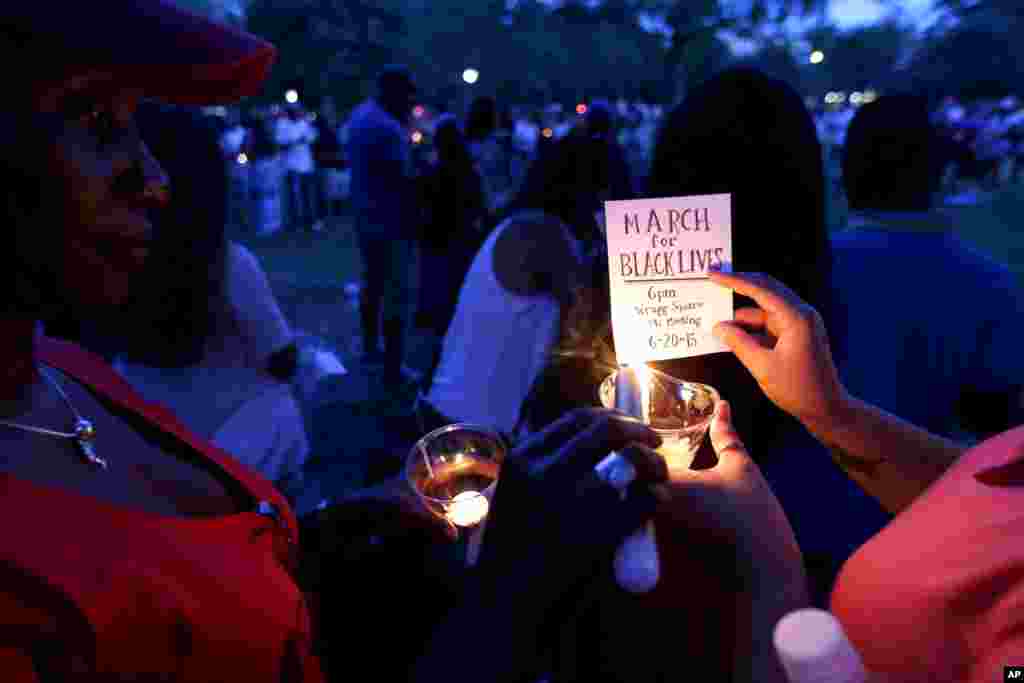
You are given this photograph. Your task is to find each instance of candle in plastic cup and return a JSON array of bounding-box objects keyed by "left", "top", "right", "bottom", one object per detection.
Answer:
[
  {"left": 406, "top": 424, "right": 506, "bottom": 533},
  {"left": 599, "top": 367, "right": 719, "bottom": 470}
]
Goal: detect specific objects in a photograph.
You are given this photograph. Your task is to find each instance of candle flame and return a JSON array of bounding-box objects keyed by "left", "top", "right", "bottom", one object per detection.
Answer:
[
  {"left": 637, "top": 363, "right": 652, "bottom": 424},
  {"left": 620, "top": 361, "right": 653, "bottom": 424},
  {"left": 446, "top": 491, "right": 490, "bottom": 527}
]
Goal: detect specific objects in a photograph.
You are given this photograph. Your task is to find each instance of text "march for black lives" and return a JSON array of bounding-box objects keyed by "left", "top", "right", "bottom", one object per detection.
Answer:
[{"left": 619, "top": 206, "right": 725, "bottom": 278}]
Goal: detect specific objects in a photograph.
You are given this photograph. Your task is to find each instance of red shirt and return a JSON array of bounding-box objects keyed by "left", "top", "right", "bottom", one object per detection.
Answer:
[
  {"left": 831, "top": 425, "right": 1024, "bottom": 681},
  {"left": 0, "top": 338, "right": 323, "bottom": 682}
]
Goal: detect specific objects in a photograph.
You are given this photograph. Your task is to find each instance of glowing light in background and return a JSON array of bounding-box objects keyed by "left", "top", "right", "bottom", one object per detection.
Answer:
[
  {"left": 236, "top": 153, "right": 248, "bottom": 165},
  {"left": 576, "top": 103, "right": 588, "bottom": 115},
  {"left": 284, "top": 89, "right": 298, "bottom": 104},
  {"left": 541, "top": 127, "right": 553, "bottom": 138},
  {"left": 810, "top": 50, "right": 825, "bottom": 65},
  {"left": 411, "top": 130, "right": 424, "bottom": 144},
  {"left": 413, "top": 105, "right": 426, "bottom": 118},
  {"left": 462, "top": 68, "right": 479, "bottom": 85}
]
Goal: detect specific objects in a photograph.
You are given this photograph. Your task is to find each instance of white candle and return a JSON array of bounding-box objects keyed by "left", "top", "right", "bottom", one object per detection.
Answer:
[
  {"left": 446, "top": 490, "right": 490, "bottom": 528},
  {"left": 773, "top": 608, "right": 867, "bottom": 683},
  {"left": 604, "top": 363, "right": 661, "bottom": 594}
]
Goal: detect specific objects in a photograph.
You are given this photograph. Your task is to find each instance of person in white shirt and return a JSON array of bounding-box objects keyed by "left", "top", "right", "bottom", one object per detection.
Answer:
[
  {"left": 420, "top": 210, "right": 583, "bottom": 438},
  {"left": 274, "top": 104, "right": 319, "bottom": 231}
]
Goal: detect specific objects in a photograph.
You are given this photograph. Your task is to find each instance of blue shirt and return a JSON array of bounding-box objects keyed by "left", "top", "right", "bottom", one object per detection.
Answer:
[
  {"left": 764, "top": 212, "right": 1024, "bottom": 565},
  {"left": 831, "top": 213, "right": 1024, "bottom": 436},
  {"left": 344, "top": 99, "right": 413, "bottom": 236}
]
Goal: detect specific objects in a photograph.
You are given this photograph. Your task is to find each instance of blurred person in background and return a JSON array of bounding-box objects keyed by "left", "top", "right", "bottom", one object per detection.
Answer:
[
  {"left": 417, "top": 210, "right": 584, "bottom": 438},
  {"left": 345, "top": 65, "right": 420, "bottom": 387},
  {"left": 465, "top": 95, "right": 509, "bottom": 212},
  {"left": 275, "top": 103, "right": 319, "bottom": 231},
  {"left": 580, "top": 99, "right": 635, "bottom": 208},
  {"left": 838, "top": 95, "right": 1024, "bottom": 445},
  {"left": 312, "top": 105, "right": 346, "bottom": 225},
  {"left": 246, "top": 113, "right": 286, "bottom": 235},
  {"left": 505, "top": 131, "right": 629, "bottom": 253},
  {"left": 414, "top": 114, "right": 488, "bottom": 392}
]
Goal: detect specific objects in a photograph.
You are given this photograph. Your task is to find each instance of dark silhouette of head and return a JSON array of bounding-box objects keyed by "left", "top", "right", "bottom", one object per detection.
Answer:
[
  {"left": 647, "top": 66, "right": 830, "bottom": 453},
  {"left": 508, "top": 134, "right": 611, "bottom": 249},
  {"left": 585, "top": 99, "right": 615, "bottom": 139},
  {"left": 465, "top": 95, "right": 498, "bottom": 142},
  {"left": 376, "top": 64, "right": 417, "bottom": 122},
  {"left": 432, "top": 114, "right": 472, "bottom": 171},
  {"left": 843, "top": 95, "right": 944, "bottom": 213}
]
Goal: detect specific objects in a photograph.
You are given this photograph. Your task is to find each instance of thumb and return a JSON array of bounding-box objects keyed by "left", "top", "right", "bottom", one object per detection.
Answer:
[{"left": 713, "top": 321, "right": 770, "bottom": 376}]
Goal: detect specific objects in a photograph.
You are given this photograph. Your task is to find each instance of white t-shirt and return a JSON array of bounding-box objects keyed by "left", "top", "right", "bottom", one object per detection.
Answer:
[
  {"left": 425, "top": 217, "right": 571, "bottom": 436},
  {"left": 274, "top": 116, "right": 318, "bottom": 174},
  {"left": 114, "top": 242, "right": 309, "bottom": 504}
]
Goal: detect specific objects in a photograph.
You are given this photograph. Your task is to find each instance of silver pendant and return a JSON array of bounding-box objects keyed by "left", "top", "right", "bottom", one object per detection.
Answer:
[
  {"left": 74, "top": 419, "right": 106, "bottom": 470},
  {"left": 76, "top": 438, "right": 107, "bottom": 470}
]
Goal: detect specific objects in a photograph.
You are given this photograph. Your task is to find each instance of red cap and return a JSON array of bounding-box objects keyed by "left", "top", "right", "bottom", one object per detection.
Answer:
[{"left": 3, "top": 1, "right": 277, "bottom": 105}]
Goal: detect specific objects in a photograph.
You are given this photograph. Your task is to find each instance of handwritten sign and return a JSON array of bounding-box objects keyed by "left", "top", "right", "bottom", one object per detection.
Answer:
[{"left": 605, "top": 194, "right": 732, "bottom": 363}]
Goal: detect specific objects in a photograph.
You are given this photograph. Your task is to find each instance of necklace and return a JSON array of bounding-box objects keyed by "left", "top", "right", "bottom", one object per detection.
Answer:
[{"left": 0, "top": 365, "right": 106, "bottom": 470}]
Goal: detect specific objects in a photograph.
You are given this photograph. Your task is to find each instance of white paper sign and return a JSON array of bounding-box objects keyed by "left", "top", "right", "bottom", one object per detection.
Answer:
[{"left": 604, "top": 194, "right": 732, "bottom": 363}]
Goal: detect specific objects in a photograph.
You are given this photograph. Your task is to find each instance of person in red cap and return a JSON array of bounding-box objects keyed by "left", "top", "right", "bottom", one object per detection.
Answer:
[{"left": 0, "top": 7, "right": 672, "bottom": 682}]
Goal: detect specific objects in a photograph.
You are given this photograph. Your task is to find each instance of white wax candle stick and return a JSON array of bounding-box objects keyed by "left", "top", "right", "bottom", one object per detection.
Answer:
[
  {"left": 773, "top": 608, "right": 867, "bottom": 683},
  {"left": 598, "top": 365, "right": 661, "bottom": 594}
]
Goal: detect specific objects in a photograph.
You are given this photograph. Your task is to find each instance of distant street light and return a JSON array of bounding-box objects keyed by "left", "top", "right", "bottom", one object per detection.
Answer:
[
  {"left": 576, "top": 103, "right": 588, "bottom": 115},
  {"left": 285, "top": 89, "right": 299, "bottom": 104},
  {"left": 810, "top": 50, "right": 825, "bottom": 65},
  {"left": 462, "top": 68, "right": 479, "bottom": 85}
]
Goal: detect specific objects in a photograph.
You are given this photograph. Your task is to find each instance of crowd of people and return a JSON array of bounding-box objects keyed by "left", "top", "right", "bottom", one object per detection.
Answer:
[{"left": 4, "top": 2, "right": 1024, "bottom": 682}]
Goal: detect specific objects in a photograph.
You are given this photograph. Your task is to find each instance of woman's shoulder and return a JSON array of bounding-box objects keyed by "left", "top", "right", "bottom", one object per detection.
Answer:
[{"left": 831, "top": 426, "right": 1024, "bottom": 677}]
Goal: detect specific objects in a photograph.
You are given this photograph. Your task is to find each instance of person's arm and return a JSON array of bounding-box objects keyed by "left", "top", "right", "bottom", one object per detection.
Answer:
[
  {"left": 709, "top": 271, "right": 967, "bottom": 514},
  {"left": 801, "top": 398, "right": 965, "bottom": 514}
]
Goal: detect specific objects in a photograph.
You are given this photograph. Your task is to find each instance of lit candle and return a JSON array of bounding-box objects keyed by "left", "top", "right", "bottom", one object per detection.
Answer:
[{"left": 446, "top": 490, "right": 490, "bottom": 528}]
